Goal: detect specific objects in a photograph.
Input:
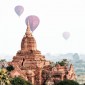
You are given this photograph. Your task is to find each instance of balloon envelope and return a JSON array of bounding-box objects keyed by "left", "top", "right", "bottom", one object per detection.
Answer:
[
  {"left": 14, "top": 5, "right": 24, "bottom": 16},
  {"left": 25, "top": 15, "right": 40, "bottom": 32},
  {"left": 63, "top": 32, "right": 70, "bottom": 40}
]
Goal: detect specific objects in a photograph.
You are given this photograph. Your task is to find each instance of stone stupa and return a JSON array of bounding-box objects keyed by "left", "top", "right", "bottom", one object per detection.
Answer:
[{"left": 9, "top": 24, "right": 50, "bottom": 85}]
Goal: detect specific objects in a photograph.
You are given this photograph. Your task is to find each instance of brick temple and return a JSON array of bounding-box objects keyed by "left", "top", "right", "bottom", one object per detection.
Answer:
[
  {"left": 45, "top": 64, "right": 76, "bottom": 84},
  {"left": 9, "top": 24, "right": 76, "bottom": 85},
  {"left": 9, "top": 24, "right": 50, "bottom": 85}
]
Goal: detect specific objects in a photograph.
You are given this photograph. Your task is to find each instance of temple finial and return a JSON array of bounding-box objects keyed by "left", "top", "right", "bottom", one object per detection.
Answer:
[{"left": 25, "top": 22, "right": 32, "bottom": 37}]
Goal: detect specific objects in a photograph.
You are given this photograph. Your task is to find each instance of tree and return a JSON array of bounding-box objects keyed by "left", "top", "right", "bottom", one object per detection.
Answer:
[
  {"left": 10, "top": 77, "right": 32, "bottom": 85},
  {"left": 56, "top": 59, "right": 69, "bottom": 66},
  {"left": 0, "top": 59, "right": 6, "bottom": 62},
  {"left": 56, "top": 80, "right": 79, "bottom": 85},
  {"left": 0, "top": 68, "right": 11, "bottom": 85},
  {"left": 0, "top": 59, "right": 8, "bottom": 68},
  {"left": 6, "top": 65, "right": 14, "bottom": 72}
]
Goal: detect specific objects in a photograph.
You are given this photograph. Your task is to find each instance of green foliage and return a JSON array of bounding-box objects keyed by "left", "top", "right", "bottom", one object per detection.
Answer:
[
  {"left": 56, "top": 80, "right": 79, "bottom": 85},
  {"left": 56, "top": 59, "right": 69, "bottom": 66},
  {"left": 11, "top": 77, "right": 32, "bottom": 85},
  {"left": 0, "top": 59, "right": 6, "bottom": 62},
  {"left": 0, "top": 68, "right": 11, "bottom": 85},
  {"left": 6, "top": 65, "right": 14, "bottom": 72}
]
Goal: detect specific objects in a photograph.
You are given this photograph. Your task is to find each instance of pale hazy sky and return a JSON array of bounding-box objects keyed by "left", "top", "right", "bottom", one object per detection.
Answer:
[{"left": 0, "top": 0, "right": 85, "bottom": 58}]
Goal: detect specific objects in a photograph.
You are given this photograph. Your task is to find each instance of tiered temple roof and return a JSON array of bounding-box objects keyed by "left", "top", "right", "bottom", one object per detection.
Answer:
[{"left": 9, "top": 24, "right": 50, "bottom": 85}]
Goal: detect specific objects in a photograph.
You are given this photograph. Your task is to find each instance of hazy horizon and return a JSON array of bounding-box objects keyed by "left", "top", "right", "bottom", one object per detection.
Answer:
[{"left": 1, "top": 52, "right": 85, "bottom": 62}]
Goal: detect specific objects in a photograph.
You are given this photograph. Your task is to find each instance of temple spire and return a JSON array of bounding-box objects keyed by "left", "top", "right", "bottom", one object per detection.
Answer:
[
  {"left": 21, "top": 22, "right": 37, "bottom": 51},
  {"left": 25, "top": 23, "right": 32, "bottom": 37}
]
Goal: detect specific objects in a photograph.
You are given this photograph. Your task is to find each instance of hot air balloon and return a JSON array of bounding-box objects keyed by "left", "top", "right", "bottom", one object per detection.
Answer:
[
  {"left": 25, "top": 15, "right": 40, "bottom": 32},
  {"left": 63, "top": 32, "right": 70, "bottom": 40},
  {"left": 14, "top": 5, "right": 24, "bottom": 16}
]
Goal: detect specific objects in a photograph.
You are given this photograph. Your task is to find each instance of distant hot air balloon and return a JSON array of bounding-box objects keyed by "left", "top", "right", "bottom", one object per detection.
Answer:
[
  {"left": 63, "top": 32, "right": 70, "bottom": 40},
  {"left": 25, "top": 15, "right": 40, "bottom": 32},
  {"left": 14, "top": 5, "right": 24, "bottom": 16}
]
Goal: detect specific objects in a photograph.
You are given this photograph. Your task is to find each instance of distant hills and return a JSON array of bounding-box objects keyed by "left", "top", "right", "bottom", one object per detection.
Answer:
[{"left": 45, "top": 53, "right": 85, "bottom": 62}]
